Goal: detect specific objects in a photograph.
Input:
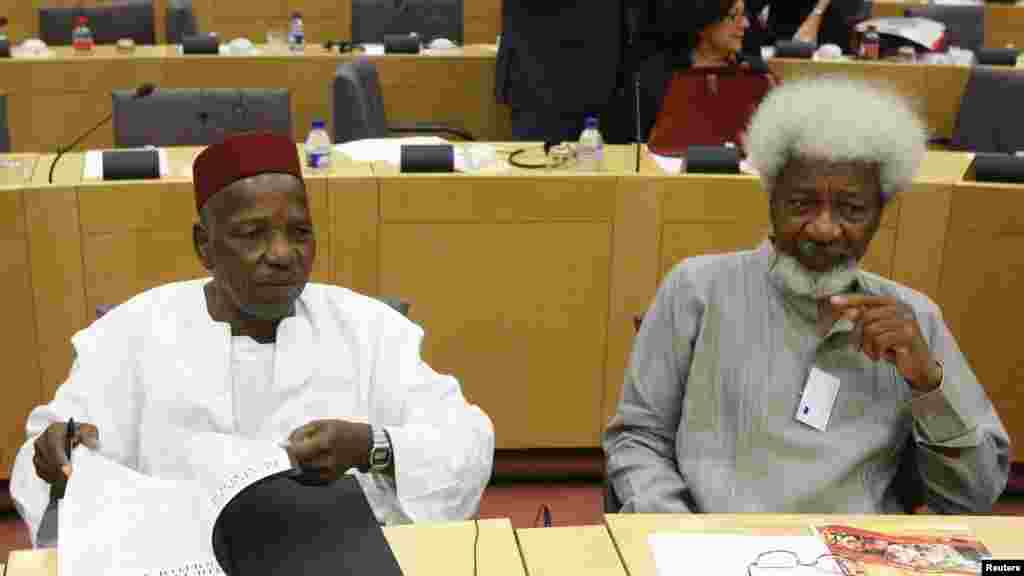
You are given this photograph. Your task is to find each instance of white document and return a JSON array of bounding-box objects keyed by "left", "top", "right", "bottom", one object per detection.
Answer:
[
  {"left": 83, "top": 148, "right": 169, "bottom": 180},
  {"left": 333, "top": 136, "right": 448, "bottom": 165},
  {"left": 59, "top": 431, "right": 292, "bottom": 576},
  {"left": 648, "top": 533, "right": 836, "bottom": 576}
]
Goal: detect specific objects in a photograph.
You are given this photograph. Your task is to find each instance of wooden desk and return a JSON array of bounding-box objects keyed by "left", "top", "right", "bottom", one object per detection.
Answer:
[
  {"left": 0, "top": 0, "right": 501, "bottom": 47},
  {"left": 605, "top": 513, "right": 1024, "bottom": 576},
  {"left": 4, "top": 518, "right": 525, "bottom": 576},
  {"left": 516, "top": 525, "right": 627, "bottom": 576},
  {"left": 872, "top": 0, "right": 1024, "bottom": 50},
  {"left": 0, "top": 45, "right": 511, "bottom": 153}
]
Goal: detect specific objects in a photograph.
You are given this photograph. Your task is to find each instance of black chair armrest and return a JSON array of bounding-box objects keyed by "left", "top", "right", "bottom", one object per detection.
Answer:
[{"left": 389, "top": 122, "right": 476, "bottom": 141}]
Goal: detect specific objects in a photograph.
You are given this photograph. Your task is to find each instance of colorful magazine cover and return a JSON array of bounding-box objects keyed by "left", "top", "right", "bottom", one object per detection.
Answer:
[{"left": 814, "top": 525, "right": 991, "bottom": 576}]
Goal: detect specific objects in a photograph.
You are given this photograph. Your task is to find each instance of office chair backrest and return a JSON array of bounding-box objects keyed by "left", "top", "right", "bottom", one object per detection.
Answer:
[
  {"left": 39, "top": 0, "right": 156, "bottom": 46},
  {"left": 166, "top": 0, "right": 198, "bottom": 44},
  {"left": 904, "top": 4, "right": 984, "bottom": 52},
  {"left": 332, "top": 58, "right": 390, "bottom": 143},
  {"left": 951, "top": 66, "right": 1024, "bottom": 154},
  {"left": 351, "top": 0, "right": 463, "bottom": 44},
  {"left": 112, "top": 88, "right": 292, "bottom": 148},
  {"left": 0, "top": 94, "right": 10, "bottom": 153}
]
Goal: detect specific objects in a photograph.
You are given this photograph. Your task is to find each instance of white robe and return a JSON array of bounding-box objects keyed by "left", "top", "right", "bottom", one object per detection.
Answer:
[{"left": 11, "top": 279, "right": 495, "bottom": 545}]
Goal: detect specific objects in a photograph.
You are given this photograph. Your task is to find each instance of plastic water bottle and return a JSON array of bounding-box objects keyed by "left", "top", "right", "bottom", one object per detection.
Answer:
[
  {"left": 72, "top": 16, "right": 94, "bottom": 52},
  {"left": 858, "top": 25, "right": 879, "bottom": 60},
  {"left": 576, "top": 116, "right": 604, "bottom": 172},
  {"left": 288, "top": 11, "right": 305, "bottom": 53},
  {"left": 305, "top": 120, "right": 331, "bottom": 170}
]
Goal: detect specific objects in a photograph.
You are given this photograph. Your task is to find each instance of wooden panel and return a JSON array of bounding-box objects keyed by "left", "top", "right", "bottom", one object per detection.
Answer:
[
  {"left": 859, "top": 227, "right": 895, "bottom": 279},
  {"left": 464, "top": 0, "right": 502, "bottom": 44},
  {"left": 924, "top": 65, "right": 970, "bottom": 140},
  {"left": 380, "top": 176, "right": 617, "bottom": 222},
  {"left": 8, "top": 91, "right": 112, "bottom": 153},
  {"left": 329, "top": 175, "right": 379, "bottom": 296},
  {"left": 78, "top": 181, "right": 195, "bottom": 234},
  {"left": 516, "top": 526, "right": 626, "bottom": 576},
  {"left": 304, "top": 177, "right": 331, "bottom": 283},
  {"left": 889, "top": 181, "right": 952, "bottom": 302},
  {"left": 0, "top": 188, "right": 42, "bottom": 475},
  {"left": 939, "top": 182, "right": 1024, "bottom": 461},
  {"left": 384, "top": 520, "right": 525, "bottom": 576},
  {"left": 603, "top": 177, "right": 662, "bottom": 427},
  {"left": 23, "top": 185, "right": 87, "bottom": 401},
  {"left": 380, "top": 221, "right": 613, "bottom": 448},
  {"left": 366, "top": 53, "right": 509, "bottom": 141},
  {"left": 987, "top": 5, "right": 1024, "bottom": 51}
]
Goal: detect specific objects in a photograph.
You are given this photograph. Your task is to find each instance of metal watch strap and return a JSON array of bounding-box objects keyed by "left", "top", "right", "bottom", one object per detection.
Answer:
[{"left": 369, "top": 426, "right": 392, "bottom": 473}]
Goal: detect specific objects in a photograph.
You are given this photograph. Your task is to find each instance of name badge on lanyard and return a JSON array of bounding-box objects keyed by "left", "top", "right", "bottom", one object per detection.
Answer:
[{"left": 795, "top": 366, "right": 841, "bottom": 431}]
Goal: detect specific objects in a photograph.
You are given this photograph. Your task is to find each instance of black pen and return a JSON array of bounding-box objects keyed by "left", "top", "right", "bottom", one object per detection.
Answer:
[{"left": 65, "top": 418, "right": 76, "bottom": 462}]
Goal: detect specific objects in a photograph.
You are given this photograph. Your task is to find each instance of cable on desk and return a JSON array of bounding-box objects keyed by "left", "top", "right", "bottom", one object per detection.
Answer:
[{"left": 473, "top": 518, "right": 479, "bottom": 576}]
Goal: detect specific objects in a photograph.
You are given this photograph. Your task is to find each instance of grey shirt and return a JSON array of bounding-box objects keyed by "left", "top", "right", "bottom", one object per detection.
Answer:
[{"left": 604, "top": 242, "right": 1010, "bottom": 514}]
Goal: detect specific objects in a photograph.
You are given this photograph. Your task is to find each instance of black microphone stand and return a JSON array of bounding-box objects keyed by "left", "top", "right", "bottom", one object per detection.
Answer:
[{"left": 48, "top": 111, "right": 114, "bottom": 183}]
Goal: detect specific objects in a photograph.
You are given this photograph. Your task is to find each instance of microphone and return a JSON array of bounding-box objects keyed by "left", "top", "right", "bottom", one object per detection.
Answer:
[{"left": 49, "top": 82, "right": 156, "bottom": 183}]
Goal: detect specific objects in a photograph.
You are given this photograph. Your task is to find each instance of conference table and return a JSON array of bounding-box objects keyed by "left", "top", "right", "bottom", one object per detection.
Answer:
[
  {"left": 8, "top": 513, "right": 1024, "bottom": 576},
  {"left": 2, "top": 41, "right": 1023, "bottom": 154},
  {"left": 0, "top": 43, "right": 510, "bottom": 153},
  {"left": 605, "top": 513, "right": 1024, "bottom": 576},
  {"left": 2, "top": 143, "right": 1023, "bottom": 479}
]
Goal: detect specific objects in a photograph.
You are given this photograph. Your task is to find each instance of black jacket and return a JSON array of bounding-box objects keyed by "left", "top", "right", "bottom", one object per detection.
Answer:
[{"left": 495, "top": 2, "right": 625, "bottom": 115}]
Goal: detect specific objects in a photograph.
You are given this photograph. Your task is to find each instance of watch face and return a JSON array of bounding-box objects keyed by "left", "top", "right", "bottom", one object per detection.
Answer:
[{"left": 370, "top": 446, "right": 391, "bottom": 468}]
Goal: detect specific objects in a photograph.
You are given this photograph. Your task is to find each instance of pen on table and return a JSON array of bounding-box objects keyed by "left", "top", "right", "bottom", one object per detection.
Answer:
[{"left": 65, "top": 418, "right": 76, "bottom": 462}]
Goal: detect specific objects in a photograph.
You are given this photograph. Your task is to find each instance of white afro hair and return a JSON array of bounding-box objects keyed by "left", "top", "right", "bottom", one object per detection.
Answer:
[{"left": 745, "top": 75, "right": 927, "bottom": 202}]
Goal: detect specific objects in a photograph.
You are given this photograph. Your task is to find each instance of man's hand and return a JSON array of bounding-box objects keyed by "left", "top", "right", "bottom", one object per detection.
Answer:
[
  {"left": 793, "top": 0, "right": 832, "bottom": 44},
  {"left": 284, "top": 419, "right": 371, "bottom": 485},
  {"left": 829, "top": 294, "right": 941, "bottom": 392},
  {"left": 33, "top": 421, "right": 99, "bottom": 484}
]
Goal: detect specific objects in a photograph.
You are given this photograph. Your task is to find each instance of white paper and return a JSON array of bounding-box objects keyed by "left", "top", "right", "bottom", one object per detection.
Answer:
[
  {"left": 83, "top": 148, "right": 169, "bottom": 180},
  {"left": 648, "top": 533, "right": 836, "bottom": 576},
  {"left": 333, "top": 136, "right": 448, "bottom": 165},
  {"left": 362, "top": 43, "right": 386, "bottom": 55},
  {"left": 60, "top": 431, "right": 292, "bottom": 576},
  {"left": 855, "top": 17, "right": 946, "bottom": 51}
]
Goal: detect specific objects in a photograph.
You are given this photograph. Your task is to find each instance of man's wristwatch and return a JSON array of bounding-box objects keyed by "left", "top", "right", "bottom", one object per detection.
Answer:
[{"left": 368, "top": 426, "right": 393, "bottom": 473}]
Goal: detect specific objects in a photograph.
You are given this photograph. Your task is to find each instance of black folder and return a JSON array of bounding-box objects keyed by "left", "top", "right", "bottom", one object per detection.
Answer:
[{"left": 212, "top": 474, "right": 404, "bottom": 576}]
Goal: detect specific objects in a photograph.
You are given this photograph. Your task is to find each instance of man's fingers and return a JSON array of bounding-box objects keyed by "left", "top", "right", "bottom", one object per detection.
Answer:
[
  {"left": 859, "top": 305, "right": 908, "bottom": 326},
  {"left": 286, "top": 434, "right": 326, "bottom": 463},
  {"left": 77, "top": 424, "right": 99, "bottom": 450},
  {"left": 830, "top": 294, "right": 895, "bottom": 311},
  {"left": 288, "top": 421, "right": 321, "bottom": 444}
]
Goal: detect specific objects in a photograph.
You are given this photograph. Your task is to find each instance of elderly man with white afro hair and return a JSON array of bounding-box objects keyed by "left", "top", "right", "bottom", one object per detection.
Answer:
[{"left": 604, "top": 76, "right": 1009, "bottom": 516}]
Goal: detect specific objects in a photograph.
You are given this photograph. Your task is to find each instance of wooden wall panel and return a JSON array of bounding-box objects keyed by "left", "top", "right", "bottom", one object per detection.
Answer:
[{"left": 0, "top": 188, "right": 43, "bottom": 475}]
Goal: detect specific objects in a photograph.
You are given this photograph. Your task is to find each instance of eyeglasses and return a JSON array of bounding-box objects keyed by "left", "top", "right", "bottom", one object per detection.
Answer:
[{"left": 747, "top": 550, "right": 852, "bottom": 576}]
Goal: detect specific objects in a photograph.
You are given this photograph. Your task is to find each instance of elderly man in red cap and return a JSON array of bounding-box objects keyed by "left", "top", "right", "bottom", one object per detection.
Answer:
[{"left": 11, "top": 133, "right": 495, "bottom": 545}]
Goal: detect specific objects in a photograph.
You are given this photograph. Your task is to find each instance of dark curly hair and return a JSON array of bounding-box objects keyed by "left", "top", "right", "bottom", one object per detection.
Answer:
[{"left": 652, "top": 0, "right": 743, "bottom": 63}]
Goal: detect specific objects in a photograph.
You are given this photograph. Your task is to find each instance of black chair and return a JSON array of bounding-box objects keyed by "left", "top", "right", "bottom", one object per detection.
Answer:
[
  {"left": 904, "top": 4, "right": 984, "bottom": 52},
  {"left": 331, "top": 58, "right": 474, "bottom": 143},
  {"left": 39, "top": 0, "right": 156, "bottom": 46},
  {"left": 112, "top": 88, "right": 292, "bottom": 148},
  {"left": 0, "top": 93, "right": 10, "bottom": 153},
  {"left": 945, "top": 66, "right": 1024, "bottom": 154},
  {"left": 351, "top": 0, "right": 463, "bottom": 45},
  {"left": 166, "top": 0, "right": 198, "bottom": 44}
]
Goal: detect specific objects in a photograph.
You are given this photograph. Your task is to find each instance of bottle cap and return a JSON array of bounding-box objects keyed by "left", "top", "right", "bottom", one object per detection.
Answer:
[
  {"left": 77, "top": 16, "right": 88, "bottom": 25},
  {"left": 312, "top": 120, "right": 325, "bottom": 129},
  {"left": 584, "top": 116, "right": 599, "bottom": 128},
  {"left": 291, "top": 11, "right": 302, "bottom": 19}
]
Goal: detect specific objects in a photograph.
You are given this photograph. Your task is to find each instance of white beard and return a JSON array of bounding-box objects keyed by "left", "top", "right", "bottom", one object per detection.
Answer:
[{"left": 768, "top": 245, "right": 858, "bottom": 301}]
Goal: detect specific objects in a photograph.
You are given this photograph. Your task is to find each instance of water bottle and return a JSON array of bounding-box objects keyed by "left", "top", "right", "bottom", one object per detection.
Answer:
[
  {"left": 576, "top": 116, "right": 604, "bottom": 172},
  {"left": 72, "top": 16, "right": 94, "bottom": 53},
  {"left": 305, "top": 120, "right": 331, "bottom": 170},
  {"left": 858, "top": 25, "right": 879, "bottom": 60},
  {"left": 288, "top": 11, "right": 305, "bottom": 53}
]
